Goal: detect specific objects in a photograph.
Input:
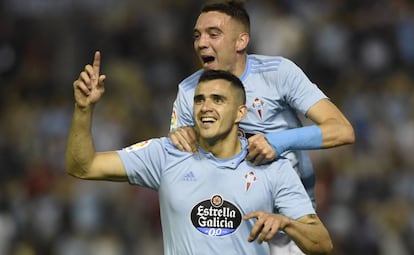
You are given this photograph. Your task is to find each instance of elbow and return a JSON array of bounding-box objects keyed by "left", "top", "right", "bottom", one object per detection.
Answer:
[
  {"left": 344, "top": 124, "right": 355, "bottom": 145},
  {"left": 320, "top": 239, "right": 334, "bottom": 255},
  {"left": 65, "top": 155, "right": 91, "bottom": 179},
  {"left": 65, "top": 146, "right": 99, "bottom": 180},
  {"left": 309, "top": 238, "right": 334, "bottom": 255},
  {"left": 65, "top": 164, "right": 88, "bottom": 179},
  {"left": 338, "top": 123, "right": 355, "bottom": 146}
]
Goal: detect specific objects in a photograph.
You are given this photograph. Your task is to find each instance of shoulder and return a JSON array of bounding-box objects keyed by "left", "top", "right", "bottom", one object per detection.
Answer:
[
  {"left": 247, "top": 54, "right": 299, "bottom": 73},
  {"left": 247, "top": 54, "right": 285, "bottom": 73},
  {"left": 122, "top": 137, "right": 187, "bottom": 156},
  {"left": 122, "top": 138, "right": 195, "bottom": 173},
  {"left": 264, "top": 157, "right": 293, "bottom": 173},
  {"left": 178, "top": 69, "right": 204, "bottom": 92}
]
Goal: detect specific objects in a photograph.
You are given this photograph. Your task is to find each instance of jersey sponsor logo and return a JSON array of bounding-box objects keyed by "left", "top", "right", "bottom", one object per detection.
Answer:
[
  {"left": 123, "top": 139, "right": 152, "bottom": 152},
  {"left": 190, "top": 195, "right": 242, "bottom": 237},
  {"left": 244, "top": 171, "right": 257, "bottom": 192},
  {"left": 252, "top": 97, "right": 264, "bottom": 119}
]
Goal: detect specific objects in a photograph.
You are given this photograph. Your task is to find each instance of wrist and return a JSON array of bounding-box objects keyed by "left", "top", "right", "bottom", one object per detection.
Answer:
[
  {"left": 265, "top": 125, "right": 323, "bottom": 155},
  {"left": 280, "top": 215, "right": 292, "bottom": 231},
  {"left": 75, "top": 103, "right": 94, "bottom": 112}
]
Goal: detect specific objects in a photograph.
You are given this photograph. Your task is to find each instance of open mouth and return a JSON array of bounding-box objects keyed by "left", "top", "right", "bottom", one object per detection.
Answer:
[
  {"left": 200, "top": 117, "right": 217, "bottom": 128},
  {"left": 201, "top": 56, "right": 215, "bottom": 64},
  {"left": 201, "top": 117, "right": 216, "bottom": 124}
]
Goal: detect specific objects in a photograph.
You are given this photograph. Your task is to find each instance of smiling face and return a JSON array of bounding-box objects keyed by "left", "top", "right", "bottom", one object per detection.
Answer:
[
  {"left": 193, "top": 78, "right": 246, "bottom": 144},
  {"left": 193, "top": 11, "right": 249, "bottom": 77}
]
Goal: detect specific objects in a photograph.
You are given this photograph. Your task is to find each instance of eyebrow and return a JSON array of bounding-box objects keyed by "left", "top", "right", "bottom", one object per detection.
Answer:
[
  {"left": 196, "top": 93, "right": 229, "bottom": 101},
  {"left": 193, "top": 27, "right": 223, "bottom": 34},
  {"left": 194, "top": 94, "right": 204, "bottom": 101}
]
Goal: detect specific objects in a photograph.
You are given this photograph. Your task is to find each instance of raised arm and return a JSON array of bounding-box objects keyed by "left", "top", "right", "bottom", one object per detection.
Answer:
[
  {"left": 65, "top": 51, "right": 128, "bottom": 181},
  {"left": 244, "top": 212, "right": 333, "bottom": 255}
]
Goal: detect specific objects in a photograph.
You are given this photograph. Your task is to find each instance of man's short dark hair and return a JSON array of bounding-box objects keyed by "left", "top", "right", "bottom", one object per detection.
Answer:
[
  {"left": 201, "top": 0, "right": 250, "bottom": 33},
  {"left": 198, "top": 69, "right": 246, "bottom": 104}
]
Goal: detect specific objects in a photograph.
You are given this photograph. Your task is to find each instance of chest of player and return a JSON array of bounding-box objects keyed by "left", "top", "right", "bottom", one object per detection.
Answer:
[
  {"left": 240, "top": 84, "right": 300, "bottom": 135},
  {"left": 159, "top": 159, "right": 275, "bottom": 218}
]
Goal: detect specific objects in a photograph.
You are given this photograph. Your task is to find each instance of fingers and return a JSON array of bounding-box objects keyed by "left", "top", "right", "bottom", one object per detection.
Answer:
[
  {"left": 75, "top": 66, "right": 95, "bottom": 96},
  {"left": 244, "top": 211, "right": 265, "bottom": 242},
  {"left": 169, "top": 127, "right": 198, "bottom": 152},
  {"left": 74, "top": 70, "right": 92, "bottom": 96},
  {"left": 74, "top": 52, "right": 105, "bottom": 96},
  {"left": 244, "top": 211, "right": 281, "bottom": 244},
  {"left": 93, "top": 51, "right": 101, "bottom": 77},
  {"left": 72, "top": 51, "right": 106, "bottom": 107},
  {"left": 98, "top": 74, "right": 106, "bottom": 89},
  {"left": 246, "top": 134, "right": 276, "bottom": 165}
]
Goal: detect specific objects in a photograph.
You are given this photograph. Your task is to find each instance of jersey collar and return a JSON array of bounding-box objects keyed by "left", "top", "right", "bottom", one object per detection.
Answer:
[
  {"left": 239, "top": 55, "right": 251, "bottom": 82},
  {"left": 198, "top": 138, "right": 248, "bottom": 169}
]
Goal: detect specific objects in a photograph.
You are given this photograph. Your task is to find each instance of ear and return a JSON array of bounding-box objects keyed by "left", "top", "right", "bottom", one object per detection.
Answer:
[
  {"left": 235, "top": 105, "right": 247, "bottom": 123},
  {"left": 236, "top": 32, "right": 249, "bottom": 52}
]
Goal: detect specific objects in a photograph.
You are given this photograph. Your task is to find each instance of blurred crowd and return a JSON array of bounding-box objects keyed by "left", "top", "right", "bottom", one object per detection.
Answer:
[{"left": 1, "top": 0, "right": 414, "bottom": 254}]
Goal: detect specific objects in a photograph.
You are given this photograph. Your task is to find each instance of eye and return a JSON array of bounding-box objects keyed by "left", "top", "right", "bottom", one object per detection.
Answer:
[
  {"left": 194, "top": 95, "right": 204, "bottom": 104},
  {"left": 212, "top": 95, "right": 224, "bottom": 104},
  {"left": 193, "top": 32, "right": 200, "bottom": 40},
  {"left": 209, "top": 33, "right": 219, "bottom": 38},
  {"left": 208, "top": 28, "right": 222, "bottom": 39}
]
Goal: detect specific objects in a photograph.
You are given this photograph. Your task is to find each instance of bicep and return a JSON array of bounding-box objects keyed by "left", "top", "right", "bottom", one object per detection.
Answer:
[
  {"left": 306, "top": 99, "right": 351, "bottom": 125},
  {"left": 306, "top": 99, "right": 355, "bottom": 146},
  {"left": 88, "top": 151, "right": 128, "bottom": 181}
]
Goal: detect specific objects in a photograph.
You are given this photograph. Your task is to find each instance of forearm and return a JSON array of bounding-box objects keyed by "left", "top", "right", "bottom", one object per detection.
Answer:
[
  {"left": 65, "top": 104, "right": 96, "bottom": 178},
  {"left": 283, "top": 215, "right": 333, "bottom": 255}
]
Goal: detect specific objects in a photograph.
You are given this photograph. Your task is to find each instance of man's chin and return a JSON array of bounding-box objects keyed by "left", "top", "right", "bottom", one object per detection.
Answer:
[
  {"left": 202, "top": 62, "right": 218, "bottom": 70},
  {"left": 199, "top": 131, "right": 216, "bottom": 140}
]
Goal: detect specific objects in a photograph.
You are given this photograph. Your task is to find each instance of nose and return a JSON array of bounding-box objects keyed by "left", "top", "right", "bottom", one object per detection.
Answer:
[{"left": 200, "top": 98, "right": 213, "bottom": 112}]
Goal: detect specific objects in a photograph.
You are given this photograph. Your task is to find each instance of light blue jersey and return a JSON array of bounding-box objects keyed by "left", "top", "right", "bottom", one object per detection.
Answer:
[
  {"left": 117, "top": 137, "right": 315, "bottom": 255},
  {"left": 170, "top": 55, "right": 328, "bottom": 206}
]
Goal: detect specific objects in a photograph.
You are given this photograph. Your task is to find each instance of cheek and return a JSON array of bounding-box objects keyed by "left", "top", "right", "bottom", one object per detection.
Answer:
[
  {"left": 222, "top": 110, "right": 237, "bottom": 124},
  {"left": 217, "top": 43, "right": 235, "bottom": 60}
]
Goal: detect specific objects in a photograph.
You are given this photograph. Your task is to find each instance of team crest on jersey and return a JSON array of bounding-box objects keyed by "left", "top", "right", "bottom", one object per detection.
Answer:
[
  {"left": 190, "top": 195, "right": 242, "bottom": 237},
  {"left": 124, "top": 139, "right": 152, "bottom": 152},
  {"left": 252, "top": 97, "right": 265, "bottom": 119},
  {"left": 244, "top": 171, "right": 257, "bottom": 192}
]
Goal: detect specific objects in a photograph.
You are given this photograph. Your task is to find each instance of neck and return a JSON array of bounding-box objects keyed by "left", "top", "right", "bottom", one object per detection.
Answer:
[
  {"left": 232, "top": 53, "right": 247, "bottom": 78},
  {"left": 199, "top": 131, "right": 242, "bottom": 159}
]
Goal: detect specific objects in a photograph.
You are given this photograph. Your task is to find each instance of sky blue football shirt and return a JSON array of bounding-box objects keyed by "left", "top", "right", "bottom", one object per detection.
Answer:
[{"left": 117, "top": 137, "right": 315, "bottom": 255}]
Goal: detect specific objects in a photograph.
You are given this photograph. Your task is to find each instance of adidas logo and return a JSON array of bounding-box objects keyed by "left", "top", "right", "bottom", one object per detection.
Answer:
[{"left": 183, "top": 171, "right": 196, "bottom": 181}]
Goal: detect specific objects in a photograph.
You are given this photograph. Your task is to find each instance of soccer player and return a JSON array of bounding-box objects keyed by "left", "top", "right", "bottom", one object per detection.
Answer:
[
  {"left": 169, "top": 1, "right": 354, "bottom": 252},
  {"left": 66, "top": 53, "right": 333, "bottom": 254}
]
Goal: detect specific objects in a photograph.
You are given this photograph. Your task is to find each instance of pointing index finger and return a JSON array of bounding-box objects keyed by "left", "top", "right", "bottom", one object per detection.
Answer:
[{"left": 93, "top": 51, "right": 101, "bottom": 78}]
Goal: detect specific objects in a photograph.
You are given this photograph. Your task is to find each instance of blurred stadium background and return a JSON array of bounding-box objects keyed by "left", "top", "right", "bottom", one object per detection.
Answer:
[{"left": 1, "top": 0, "right": 414, "bottom": 254}]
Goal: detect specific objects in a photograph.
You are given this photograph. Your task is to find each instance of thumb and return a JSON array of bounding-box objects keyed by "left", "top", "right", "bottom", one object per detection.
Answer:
[
  {"left": 99, "top": 74, "right": 106, "bottom": 83},
  {"left": 97, "top": 75, "right": 106, "bottom": 89}
]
